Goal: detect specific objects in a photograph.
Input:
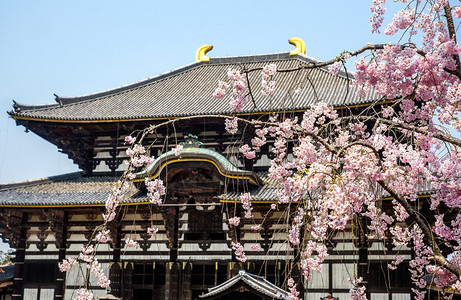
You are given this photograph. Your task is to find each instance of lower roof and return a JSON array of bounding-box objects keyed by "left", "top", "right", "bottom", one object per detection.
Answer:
[
  {"left": 0, "top": 171, "right": 277, "bottom": 208},
  {"left": 0, "top": 171, "right": 433, "bottom": 208},
  {"left": 200, "top": 270, "right": 289, "bottom": 299}
]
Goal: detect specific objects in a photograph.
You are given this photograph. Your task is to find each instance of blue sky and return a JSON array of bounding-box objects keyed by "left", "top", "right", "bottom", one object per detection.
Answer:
[
  {"left": 0, "top": 1, "right": 405, "bottom": 184},
  {"left": 0, "top": 1, "right": 410, "bottom": 253}
]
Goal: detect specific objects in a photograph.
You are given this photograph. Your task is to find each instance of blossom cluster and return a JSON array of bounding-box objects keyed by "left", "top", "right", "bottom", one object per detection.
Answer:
[
  {"left": 287, "top": 278, "right": 300, "bottom": 300},
  {"left": 76, "top": 288, "right": 93, "bottom": 300},
  {"left": 125, "top": 237, "right": 139, "bottom": 248},
  {"left": 59, "top": 257, "right": 78, "bottom": 272},
  {"left": 90, "top": 258, "right": 110, "bottom": 288},
  {"left": 126, "top": 144, "right": 154, "bottom": 167},
  {"left": 225, "top": 117, "right": 238, "bottom": 134},
  {"left": 213, "top": 69, "right": 250, "bottom": 112},
  {"left": 370, "top": 0, "right": 386, "bottom": 33},
  {"left": 240, "top": 193, "right": 253, "bottom": 218},
  {"left": 172, "top": 144, "right": 183, "bottom": 156},
  {"left": 231, "top": 241, "right": 247, "bottom": 262},
  {"left": 239, "top": 144, "right": 255, "bottom": 160},
  {"left": 145, "top": 178, "right": 166, "bottom": 205},
  {"left": 228, "top": 216, "right": 240, "bottom": 227},
  {"left": 96, "top": 229, "right": 110, "bottom": 243},
  {"left": 261, "top": 64, "right": 277, "bottom": 97},
  {"left": 59, "top": 244, "right": 110, "bottom": 295},
  {"left": 103, "top": 180, "right": 129, "bottom": 222},
  {"left": 147, "top": 227, "right": 159, "bottom": 236},
  {"left": 349, "top": 277, "right": 366, "bottom": 300}
]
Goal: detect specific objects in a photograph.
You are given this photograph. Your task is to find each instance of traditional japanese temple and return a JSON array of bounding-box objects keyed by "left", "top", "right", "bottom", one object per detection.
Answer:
[{"left": 0, "top": 40, "right": 414, "bottom": 300}]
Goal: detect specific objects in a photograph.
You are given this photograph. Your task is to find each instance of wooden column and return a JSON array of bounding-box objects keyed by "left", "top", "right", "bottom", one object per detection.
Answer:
[
  {"left": 109, "top": 222, "right": 122, "bottom": 297},
  {"left": 182, "top": 263, "right": 192, "bottom": 300},
  {"left": 54, "top": 212, "right": 68, "bottom": 300},
  {"left": 12, "top": 212, "right": 27, "bottom": 300},
  {"left": 122, "top": 262, "right": 133, "bottom": 300},
  {"left": 292, "top": 246, "right": 305, "bottom": 300},
  {"left": 165, "top": 262, "right": 179, "bottom": 300},
  {"left": 356, "top": 216, "right": 369, "bottom": 298}
]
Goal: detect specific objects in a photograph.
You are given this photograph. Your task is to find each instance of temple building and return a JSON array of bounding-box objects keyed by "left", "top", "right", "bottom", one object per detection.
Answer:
[{"left": 0, "top": 41, "right": 415, "bottom": 300}]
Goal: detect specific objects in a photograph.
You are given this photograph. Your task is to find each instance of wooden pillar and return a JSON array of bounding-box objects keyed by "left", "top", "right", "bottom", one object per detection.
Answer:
[
  {"left": 109, "top": 223, "right": 122, "bottom": 297},
  {"left": 182, "top": 263, "right": 192, "bottom": 300},
  {"left": 170, "top": 207, "right": 179, "bottom": 262},
  {"left": 122, "top": 262, "right": 133, "bottom": 300},
  {"left": 54, "top": 212, "right": 68, "bottom": 300},
  {"left": 356, "top": 216, "right": 369, "bottom": 298},
  {"left": 165, "top": 262, "right": 179, "bottom": 300},
  {"left": 292, "top": 251, "right": 305, "bottom": 299},
  {"left": 12, "top": 213, "right": 27, "bottom": 300}
]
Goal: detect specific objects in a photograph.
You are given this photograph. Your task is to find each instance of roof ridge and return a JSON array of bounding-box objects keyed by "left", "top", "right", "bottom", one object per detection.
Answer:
[{"left": 0, "top": 171, "right": 83, "bottom": 191}]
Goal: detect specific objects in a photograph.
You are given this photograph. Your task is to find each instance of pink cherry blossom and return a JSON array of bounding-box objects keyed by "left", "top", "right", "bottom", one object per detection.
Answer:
[
  {"left": 231, "top": 241, "right": 247, "bottom": 262},
  {"left": 147, "top": 227, "right": 159, "bottom": 236},
  {"left": 228, "top": 216, "right": 240, "bottom": 227},
  {"left": 172, "top": 144, "right": 183, "bottom": 156},
  {"left": 125, "top": 238, "right": 139, "bottom": 248}
]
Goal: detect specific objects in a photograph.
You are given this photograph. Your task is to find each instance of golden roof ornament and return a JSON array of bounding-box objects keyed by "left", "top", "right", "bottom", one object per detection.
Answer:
[
  {"left": 196, "top": 44, "right": 213, "bottom": 62},
  {"left": 288, "top": 37, "right": 306, "bottom": 55}
]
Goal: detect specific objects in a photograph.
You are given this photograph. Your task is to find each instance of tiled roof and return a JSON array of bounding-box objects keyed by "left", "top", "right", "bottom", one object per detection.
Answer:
[
  {"left": 135, "top": 146, "right": 262, "bottom": 186},
  {"left": 220, "top": 171, "right": 280, "bottom": 201},
  {"left": 199, "top": 270, "right": 289, "bottom": 299},
  {"left": 9, "top": 52, "right": 379, "bottom": 122},
  {"left": 0, "top": 171, "right": 270, "bottom": 207},
  {"left": 219, "top": 172, "right": 435, "bottom": 202},
  {"left": 0, "top": 171, "right": 433, "bottom": 207},
  {"left": 0, "top": 172, "right": 145, "bottom": 207}
]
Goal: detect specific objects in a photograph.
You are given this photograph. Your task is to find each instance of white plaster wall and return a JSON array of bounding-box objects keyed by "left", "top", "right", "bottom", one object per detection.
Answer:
[
  {"left": 241, "top": 233, "right": 260, "bottom": 241},
  {"left": 120, "top": 254, "right": 169, "bottom": 260},
  {"left": 24, "top": 254, "right": 59, "bottom": 260},
  {"left": 88, "top": 263, "right": 109, "bottom": 287},
  {"left": 334, "top": 242, "right": 356, "bottom": 251},
  {"left": 207, "top": 243, "right": 229, "bottom": 251},
  {"left": 371, "top": 294, "right": 389, "bottom": 300},
  {"left": 327, "top": 255, "right": 357, "bottom": 260},
  {"left": 368, "top": 255, "right": 410, "bottom": 260},
  {"left": 94, "top": 161, "right": 111, "bottom": 172},
  {"left": 333, "top": 231, "right": 354, "bottom": 240},
  {"left": 392, "top": 294, "right": 410, "bottom": 300},
  {"left": 369, "top": 241, "right": 385, "bottom": 251},
  {"left": 27, "top": 233, "right": 40, "bottom": 242},
  {"left": 40, "top": 289, "right": 54, "bottom": 300},
  {"left": 66, "top": 264, "right": 86, "bottom": 286},
  {"left": 305, "top": 292, "right": 330, "bottom": 300},
  {"left": 145, "top": 241, "right": 169, "bottom": 252},
  {"left": 332, "top": 263, "right": 354, "bottom": 289},
  {"left": 23, "top": 289, "right": 38, "bottom": 300},
  {"left": 253, "top": 154, "right": 271, "bottom": 167},
  {"left": 68, "top": 243, "right": 86, "bottom": 252},
  {"left": 179, "top": 243, "right": 201, "bottom": 251},
  {"left": 269, "top": 243, "right": 291, "bottom": 252},
  {"left": 307, "top": 265, "right": 329, "bottom": 289},
  {"left": 67, "top": 226, "right": 88, "bottom": 232},
  {"left": 26, "top": 244, "right": 39, "bottom": 252}
]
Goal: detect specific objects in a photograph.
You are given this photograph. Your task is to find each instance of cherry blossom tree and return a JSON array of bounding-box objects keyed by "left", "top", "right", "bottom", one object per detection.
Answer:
[{"left": 60, "top": 1, "right": 461, "bottom": 299}]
